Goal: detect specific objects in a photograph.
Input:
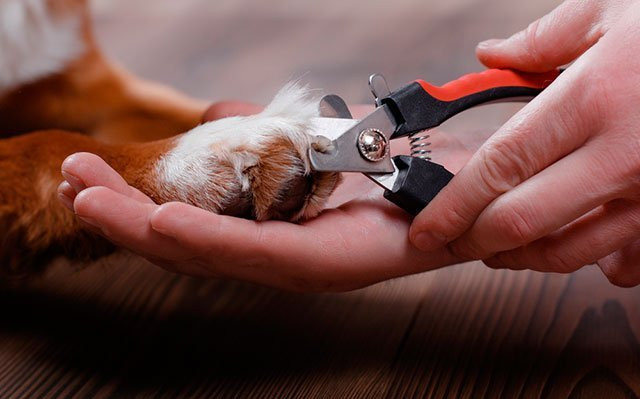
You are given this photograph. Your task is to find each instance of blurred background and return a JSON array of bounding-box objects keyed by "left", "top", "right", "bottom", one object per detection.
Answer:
[
  {"left": 9, "top": 2, "right": 640, "bottom": 397},
  {"left": 91, "top": 0, "right": 562, "bottom": 105}
]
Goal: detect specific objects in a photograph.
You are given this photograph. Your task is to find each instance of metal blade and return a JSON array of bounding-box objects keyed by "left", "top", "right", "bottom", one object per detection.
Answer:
[
  {"left": 319, "top": 94, "right": 353, "bottom": 119},
  {"left": 365, "top": 166, "right": 400, "bottom": 191},
  {"left": 309, "top": 117, "right": 359, "bottom": 140},
  {"left": 309, "top": 104, "right": 397, "bottom": 173}
]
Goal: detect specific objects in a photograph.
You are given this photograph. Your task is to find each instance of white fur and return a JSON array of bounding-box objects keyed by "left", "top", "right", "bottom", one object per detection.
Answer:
[
  {"left": 155, "top": 83, "right": 322, "bottom": 213},
  {"left": 0, "top": 0, "right": 85, "bottom": 93}
]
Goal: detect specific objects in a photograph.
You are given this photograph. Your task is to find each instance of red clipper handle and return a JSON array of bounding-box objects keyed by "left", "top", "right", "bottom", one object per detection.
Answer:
[
  {"left": 379, "top": 68, "right": 561, "bottom": 215},
  {"left": 416, "top": 69, "right": 560, "bottom": 102},
  {"left": 385, "top": 69, "right": 561, "bottom": 138}
]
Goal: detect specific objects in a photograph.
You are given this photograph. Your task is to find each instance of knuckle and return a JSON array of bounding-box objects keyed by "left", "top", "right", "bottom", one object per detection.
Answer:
[
  {"left": 539, "top": 246, "right": 581, "bottom": 273},
  {"left": 585, "top": 135, "right": 640, "bottom": 200},
  {"left": 483, "top": 258, "right": 503, "bottom": 270},
  {"left": 415, "top": 203, "right": 471, "bottom": 241},
  {"left": 629, "top": 176, "right": 640, "bottom": 200},
  {"left": 490, "top": 203, "right": 538, "bottom": 247},
  {"left": 612, "top": 140, "right": 640, "bottom": 197},
  {"left": 448, "top": 239, "right": 487, "bottom": 261},
  {"left": 599, "top": 259, "right": 640, "bottom": 288},
  {"left": 522, "top": 19, "right": 546, "bottom": 66},
  {"left": 579, "top": 68, "right": 617, "bottom": 124},
  {"left": 607, "top": 274, "right": 637, "bottom": 288},
  {"left": 483, "top": 258, "right": 527, "bottom": 271},
  {"left": 476, "top": 139, "right": 531, "bottom": 197},
  {"left": 604, "top": 269, "right": 639, "bottom": 288},
  {"left": 435, "top": 206, "right": 471, "bottom": 236}
]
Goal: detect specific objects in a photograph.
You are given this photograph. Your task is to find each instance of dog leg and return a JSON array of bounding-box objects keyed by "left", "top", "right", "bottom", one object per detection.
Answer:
[
  {"left": 0, "top": 0, "right": 207, "bottom": 142},
  {"left": 0, "top": 84, "right": 341, "bottom": 276}
]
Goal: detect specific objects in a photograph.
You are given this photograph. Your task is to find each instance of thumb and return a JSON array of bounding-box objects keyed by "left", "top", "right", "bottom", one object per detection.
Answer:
[
  {"left": 202, "top": 101, "right": 263, "bottom": 122},
  {"left": 477, "top": 0, "right": 605, "bottom": 72},
  {"left": 61, "top": 152, "right": 154, "bottom": 204}
]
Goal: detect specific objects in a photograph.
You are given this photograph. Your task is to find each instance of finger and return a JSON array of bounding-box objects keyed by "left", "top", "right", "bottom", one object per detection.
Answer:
[
  {"left": 76, "top": 216, "right": 104, "bottom": 237},
  {"left": 73, "top": 186, "right": 274, "bottom": 281},
  {"left": 598, "top": 240, "right": 640, "bottom": 287},
  {"left": 57, "top": 181, "right": 103, "bottom": 235},
  {"left": 410, "top": 65, "right": 598, "bottom": 252},
  {"left": 483, "top": 199, "right": 640, "bottom": 274},
  {"left": 150, "top": 201, "right": 456, "bottom": 292},
  {"left": 476, "top": 0, "right": 605, "bottom": 72},
  {"left": 450, "top": 137, "right": 627, "bottom": 258},
  {"left": 202, "top": 101, "right": 263, "bottom": 122},
  {"left": 149, "top": 202, "right": 319, "bottom": 288},
  {"left": 73, "top": 186, "right": 183, "bottom": 261},
  {"left": 57, "top": 181, "right": 76, "bottom": 212},
  {"left": 62, "top": 152, "right": 153, "bottom": 204},
  {"left": 56, "top": 181, "right": 103, "bottom": 236}
]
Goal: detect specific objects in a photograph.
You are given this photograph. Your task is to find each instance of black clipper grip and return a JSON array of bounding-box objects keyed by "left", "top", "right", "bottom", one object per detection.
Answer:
[{"left": 383, "top": 156, "right": 454, "bottom": 216}]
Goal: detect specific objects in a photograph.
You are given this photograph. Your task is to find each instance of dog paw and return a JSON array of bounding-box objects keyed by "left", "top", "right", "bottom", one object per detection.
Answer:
[{"left": 154, "top": 83, "right": 342, "bottom": 221}]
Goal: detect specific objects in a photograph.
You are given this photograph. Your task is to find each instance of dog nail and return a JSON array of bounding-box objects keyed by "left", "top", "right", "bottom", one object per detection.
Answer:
[{"left": 311, "top": 136, "right": 333, "bottom": 153}]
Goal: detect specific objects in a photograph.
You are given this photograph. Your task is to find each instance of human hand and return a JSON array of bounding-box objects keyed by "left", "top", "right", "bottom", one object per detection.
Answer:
[
  {"left": 57, "top": 102, "right": 468, "bottom": 292},
  {"left": 409, "top": 0, "right": 640, "bottom": 286}
]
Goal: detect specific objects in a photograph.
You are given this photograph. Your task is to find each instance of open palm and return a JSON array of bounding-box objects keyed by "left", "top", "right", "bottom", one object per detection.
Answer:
[{"left": 58, "top": 103, "right": 472, "bottom": 291}]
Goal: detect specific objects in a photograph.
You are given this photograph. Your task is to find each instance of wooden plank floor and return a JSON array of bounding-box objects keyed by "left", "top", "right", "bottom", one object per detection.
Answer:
[{"left": 5, "top": 0, "right": 640, "bottom": 398}]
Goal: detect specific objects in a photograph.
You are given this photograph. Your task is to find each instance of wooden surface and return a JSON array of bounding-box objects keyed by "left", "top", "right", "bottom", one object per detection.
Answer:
[
  {"left": 5, "top": 0, "right": 640, "bottom": 398},
  {"left": 3, "top": 262, "right": 640, "bottom": 398}
]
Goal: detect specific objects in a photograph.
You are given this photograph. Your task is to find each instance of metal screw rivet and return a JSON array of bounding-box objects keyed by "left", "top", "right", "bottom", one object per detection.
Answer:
[{"left": 357, "top": 128, "right": 388, "bottom": 162}]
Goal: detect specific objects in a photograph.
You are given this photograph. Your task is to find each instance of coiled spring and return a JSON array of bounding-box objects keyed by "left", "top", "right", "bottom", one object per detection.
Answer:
[{"left": 409, "top": 130, "right": 433, "bottom": 160}]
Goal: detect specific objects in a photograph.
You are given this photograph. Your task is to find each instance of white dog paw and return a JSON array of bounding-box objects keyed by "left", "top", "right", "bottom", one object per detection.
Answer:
[{"left": 155, "top": 83, "right": 342, "bottom": 221}]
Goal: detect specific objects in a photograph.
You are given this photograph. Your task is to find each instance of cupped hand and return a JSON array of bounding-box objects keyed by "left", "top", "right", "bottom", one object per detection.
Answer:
[
  {"left": 57, "top": 103, "right": 467, "bottom": 292},
  {"left": 409, "top": 0, "right": 640, "bottom": 286}
]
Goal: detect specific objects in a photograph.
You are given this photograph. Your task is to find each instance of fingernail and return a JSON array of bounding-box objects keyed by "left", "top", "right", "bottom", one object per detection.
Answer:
[
  {"left": 477, "top": 38, "right": 505, "bottom": 50},
  {"left": 412, "top": 231, "right": 447, "bottom": 252},
  {"left": 61, "top": 171, "right": 86, "bottom": 193},
  {"left": 57, "top": 192, "right": 74, "bottom": 212}
]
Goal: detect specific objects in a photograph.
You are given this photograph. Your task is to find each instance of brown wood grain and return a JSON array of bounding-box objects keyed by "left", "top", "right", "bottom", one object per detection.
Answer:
[
  {"left": 5, "top": 0, "right": 640, "bottom": 398},
  {"left": 2, "top": 262, "right": 640, "bottom": 398}
]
